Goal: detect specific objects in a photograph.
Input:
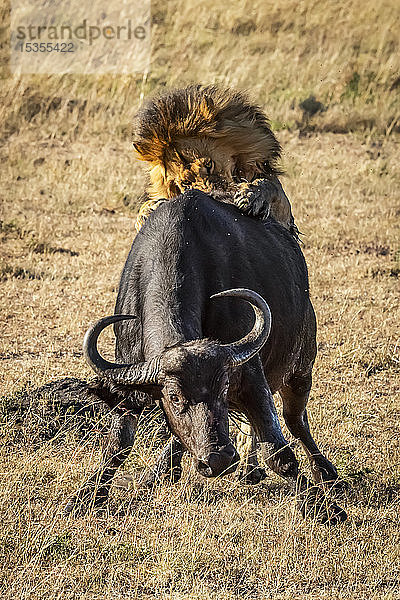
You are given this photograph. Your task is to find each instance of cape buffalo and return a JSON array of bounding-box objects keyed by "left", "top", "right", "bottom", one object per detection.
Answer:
[{"left": 66, "top": 189, "right": 346, "bottom": 523}]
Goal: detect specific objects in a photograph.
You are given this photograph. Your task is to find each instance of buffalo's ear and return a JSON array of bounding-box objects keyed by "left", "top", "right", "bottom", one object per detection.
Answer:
[
  {"left": 133, "top": 383, "right": 163, "bottom": 402},
  {"left": 87, "top": 378, "right": 161, "bottom": 413}
]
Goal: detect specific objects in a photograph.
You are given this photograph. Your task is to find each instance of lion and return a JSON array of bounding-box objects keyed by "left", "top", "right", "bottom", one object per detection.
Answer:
[{"left": 132, "top": 84, "right": 299, "bottom": 238}]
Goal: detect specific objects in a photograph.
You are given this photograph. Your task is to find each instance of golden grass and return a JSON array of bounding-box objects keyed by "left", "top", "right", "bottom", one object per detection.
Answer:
[
  {"left": 1, "top": 1, "right": 400, "bottom": 597},
  {"left": 1, "top": 130, "right": 399, "bottom": 599}
]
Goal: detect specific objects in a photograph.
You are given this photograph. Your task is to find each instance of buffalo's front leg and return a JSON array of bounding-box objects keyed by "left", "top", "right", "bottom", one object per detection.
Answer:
[
  {"left": 235, "top": 422, "right": 267, "bottom": 484},
  {"left": 240, "top": 358, "right": 346, "bottom": 524},
  {"left": 240, "top": 359, "right": 299, "bottom": 484},
  {"left": 139, "top": 436, "right": 185, "bottom": 487},
  {"left": 280, "top": 374, "right": 338, "bottom": 484},
  {"left": 64, "top": 411, "right": 138, "bottom": 515}
]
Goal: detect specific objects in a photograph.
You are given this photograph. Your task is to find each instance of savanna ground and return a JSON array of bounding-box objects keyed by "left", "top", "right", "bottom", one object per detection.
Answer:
[{"left": 1, "top": 0, "right": 400, "bottom": 598}]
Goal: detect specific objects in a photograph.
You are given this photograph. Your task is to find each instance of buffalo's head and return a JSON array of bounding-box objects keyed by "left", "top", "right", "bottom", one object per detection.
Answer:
[{"left": 83, "top": 289, "right": 271, "bottom": 478}]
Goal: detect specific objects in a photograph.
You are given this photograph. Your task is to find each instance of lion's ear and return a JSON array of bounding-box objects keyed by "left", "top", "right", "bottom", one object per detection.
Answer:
[
  {"left": 200, "top": 96, "right": 215, "bottom": 118},
  {"left": 132, "top": 142, "right": 142, "bottom": 155}
]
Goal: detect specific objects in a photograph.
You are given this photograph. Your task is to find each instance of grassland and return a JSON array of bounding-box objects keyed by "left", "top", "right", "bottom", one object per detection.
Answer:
[{"left": 1, "top": 0, "right": 400, "bottom": 598}]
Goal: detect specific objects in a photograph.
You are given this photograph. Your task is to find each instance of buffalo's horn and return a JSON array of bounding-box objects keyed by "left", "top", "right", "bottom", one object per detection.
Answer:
[
  {"left": 211, "top": 288, "right": 271, "bottom": 367},
  {"left": 83, "top": 314, "right": 161, "bottom": 385}
]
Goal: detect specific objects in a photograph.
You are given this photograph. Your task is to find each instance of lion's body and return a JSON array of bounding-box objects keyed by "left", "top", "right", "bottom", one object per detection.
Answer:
[{"left": 132, "top": 85, "right": 297, "bottom": 235}]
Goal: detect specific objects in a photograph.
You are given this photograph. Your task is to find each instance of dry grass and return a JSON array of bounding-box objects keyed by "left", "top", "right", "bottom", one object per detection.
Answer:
[
  {"left": 1, "top": 0, "right": 400, "bottom": 139},
  {"left": 1, "top": 1, "right": 400, "bottom": 598}
]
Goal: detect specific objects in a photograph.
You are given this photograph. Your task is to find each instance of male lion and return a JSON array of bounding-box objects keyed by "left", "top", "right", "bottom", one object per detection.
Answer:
[{"left": 132, "top": 84, "right": 298, "bottom": 238}]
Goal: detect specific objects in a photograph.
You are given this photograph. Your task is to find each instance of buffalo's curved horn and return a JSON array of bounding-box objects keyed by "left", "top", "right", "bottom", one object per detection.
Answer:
[
  {"left": 211, "top": 288, "right": 271, "bottom": 367},
  {"left": 83, "top": 314, "right": 161, "bottom": 385}
]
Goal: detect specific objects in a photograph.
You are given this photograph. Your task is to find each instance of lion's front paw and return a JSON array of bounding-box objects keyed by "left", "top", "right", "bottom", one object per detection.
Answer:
[
  {"left": 233, "top": 177, "right": 299, "bottom": 237},
  {"left": 233, "top": 179, "right": 272, "bottom": 222}
]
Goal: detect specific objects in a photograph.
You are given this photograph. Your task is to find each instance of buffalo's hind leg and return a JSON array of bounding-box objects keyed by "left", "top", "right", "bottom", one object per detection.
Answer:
[
  {"left": 64, "top": 411, "right": 138, "bottom": 515},
  {"left": 240, "top": 357, "right": 346, "bottom": 524},
  {"left": 280, "top": 374, "right": 338, "bottom": 484}
]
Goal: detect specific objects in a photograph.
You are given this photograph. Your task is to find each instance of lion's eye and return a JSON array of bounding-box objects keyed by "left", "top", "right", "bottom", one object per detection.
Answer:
[
  {"left": 204, "top": 158, "right": 213, "bottom": 173},
  {"left": 169, "top": 392, "right": 181, "bottom": 405}
]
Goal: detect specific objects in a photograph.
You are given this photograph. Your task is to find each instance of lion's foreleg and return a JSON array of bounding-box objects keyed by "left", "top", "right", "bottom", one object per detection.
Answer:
[
  {"left": 135, "top": 198, "right": 167, "bottom": 232},
  {"left": 232, "top": 177, "right": 298, "bottom": 237}
]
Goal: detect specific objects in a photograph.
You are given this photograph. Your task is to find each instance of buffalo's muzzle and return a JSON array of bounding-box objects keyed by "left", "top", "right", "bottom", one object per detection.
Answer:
[{"left": 196, "top": 443, "right": 239, "bottom": 477}]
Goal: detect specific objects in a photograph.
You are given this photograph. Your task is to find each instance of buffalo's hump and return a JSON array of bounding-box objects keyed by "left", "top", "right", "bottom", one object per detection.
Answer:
[{"left": 114, "top": 190, "right": 315, "bottom": 387}]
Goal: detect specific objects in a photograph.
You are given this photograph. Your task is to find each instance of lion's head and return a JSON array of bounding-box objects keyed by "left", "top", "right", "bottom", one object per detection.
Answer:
[{"left": 132, "top": 85, "right": 282, "bottom": 201}]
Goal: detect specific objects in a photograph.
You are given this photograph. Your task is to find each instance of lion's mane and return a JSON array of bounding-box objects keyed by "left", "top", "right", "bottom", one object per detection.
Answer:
[{"left": 132, "top": 85, "right": 295, "bottom": 234}]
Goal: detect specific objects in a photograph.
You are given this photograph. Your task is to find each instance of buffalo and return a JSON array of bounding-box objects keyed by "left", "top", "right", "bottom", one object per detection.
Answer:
[{"left": 66, "top": 188, "right": 346, "bottom": 523}]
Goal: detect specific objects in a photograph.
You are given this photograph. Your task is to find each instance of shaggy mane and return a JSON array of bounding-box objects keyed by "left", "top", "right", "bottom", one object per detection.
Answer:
[{"left": 132, "top": 85, "right": 282, "bottom": 202}]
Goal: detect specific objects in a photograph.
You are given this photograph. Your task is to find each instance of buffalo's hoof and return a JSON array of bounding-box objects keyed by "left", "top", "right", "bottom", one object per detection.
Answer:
[
  {"left": 240, "top": 467, "right": 267, "bottom": 485},
  {"left": 312, "top": 462, "right": 349, "bottom": 500},
  {"left": 327, "top": 478, "right": 349, "bottom": 500},
  {"left": 139, "top": 466, "right": 183, "bottom": 488},
  {"left": 63, "top": 488, "right": 108, "bottom": 516},
  {"left": 311, "top": 458, "right": 339, "bottom": 485},
  {"left": 298, "top": 487, "right": 347, "bottom": 525}
]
